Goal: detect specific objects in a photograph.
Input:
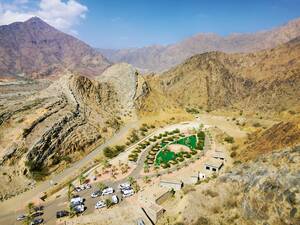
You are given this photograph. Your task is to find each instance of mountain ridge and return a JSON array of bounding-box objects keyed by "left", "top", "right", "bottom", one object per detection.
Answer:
[{"left": 99, "top": 17, "right": 300, "bottom": 72}]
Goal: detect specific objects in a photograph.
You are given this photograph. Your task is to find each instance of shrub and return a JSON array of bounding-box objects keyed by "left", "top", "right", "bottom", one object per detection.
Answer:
[
  {"left": 253, "top": 122, "right": 261, "bottom": 127},
  {"left": 224, "top": 136, "right": 235, "bottom": 143},
  {"left": 230, "top": 152, "right": 237, "bottom": 158}
]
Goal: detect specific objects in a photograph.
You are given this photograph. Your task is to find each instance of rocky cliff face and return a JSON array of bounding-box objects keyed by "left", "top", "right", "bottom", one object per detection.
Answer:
[
  {"left": 0, "top": 17, "right": 110, "bottom": 78},
  {"left": 0, "top": 73, "right": 122, "bottom": 199},
  {"left": 99, "top": 17, "right": 300, "bottom": 72},
  {"left": 98, "top": 63, "right": 149, "bottom": 118}
]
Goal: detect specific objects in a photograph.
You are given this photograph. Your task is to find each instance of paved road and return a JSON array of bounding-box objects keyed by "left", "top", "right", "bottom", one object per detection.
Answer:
[{"left": 1, "top": 120, "right": 204, "bottom": 225}]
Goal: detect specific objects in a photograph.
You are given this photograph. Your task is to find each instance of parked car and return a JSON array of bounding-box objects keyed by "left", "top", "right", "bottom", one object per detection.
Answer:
[
  {"left": 119, "top": 182, "right": 131, "bottom": 190},
  {"left": 56, "top": 210, "right": 69, "bottom": 218},
  {"left": 84, "top": 183, "right": 92, "bottom": 189},
  {"left": 31, "top": 211, "right": 43, "bottom": 217},
  {"left": 30, "top": 218, "right": 43, "bottom": 225},
  {"left": 95, "top": 201, "right": 106, "bottom": 209},
  {"left": 91, "top": 190, "right": 102, "bottom": 198},
  {"left": 111, "top": 195, "right": 119, "bottom": 204},
  {"left": 16, "top": 214, "right": 26, "bottom": 221},
  {"left": 102, "top": 187, "right": 114, "bottom": 195},
  {"left": 122, "top": 188, "right": 134, "bottom": 198},
  {"left": 75, "top": 187, "right": 82, "bottom": 192},
  {"left": 70, "top": 196, "right": 84, "bottom": 204},
  {"left": 33, "top": 205, "right": 44, "bottom": 212},
  {"left": 73, "top": 204, "right": 85, "bottom": 213}
]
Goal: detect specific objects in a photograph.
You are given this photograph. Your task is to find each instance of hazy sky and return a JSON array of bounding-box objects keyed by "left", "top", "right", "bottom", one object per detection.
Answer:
[{"left": 1, "top": 0, "right": 300, "bottom": 48}]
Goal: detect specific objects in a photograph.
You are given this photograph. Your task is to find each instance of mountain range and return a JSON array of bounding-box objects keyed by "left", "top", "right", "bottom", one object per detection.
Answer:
[
  {"left": 0, "top": 17, "right": 110, "bottom": 79},
  {"left": 99, "top": 17, "right": 300, "bottom": 72}
]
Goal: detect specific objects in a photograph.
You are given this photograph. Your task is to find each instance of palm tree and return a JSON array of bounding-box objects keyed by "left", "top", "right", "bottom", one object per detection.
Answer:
[
  {"left": 97, "top": 182, "right": 107, "bottom": 192},
  {"left": 79, "top": 173, "right": 86, "bottom": 185},
  {"left": 105, "top": 198, "right": 112, "bottom": 208},
  {"left": 128, "top": 176, "right": 135, "bottom": 186},
  {"left": 143, "top": 176, "right": 151, "bottom": 183},
  {"left": 67, "top": 182, "right": 74, "bottom": 201},
  {"left": 23, "top": 202, "right": 34, "bottom": 225}
]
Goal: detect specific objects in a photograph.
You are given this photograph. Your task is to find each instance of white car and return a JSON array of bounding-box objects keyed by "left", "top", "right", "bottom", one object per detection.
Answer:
[
  {"left": 119, "top": 182, "right": 131, "bottom": 190},
  {"left": 73, "top": 204, "right": 85, "bottom": 213},
  {"left": 84, "top": 183, "right": 92, "bottom": 189},
  {"left": 111, "top": 195, "right": 119, "bottom": 204},
  {"left": 71, "top": 197, "right": 84, "bottom": 205},
  {"left": 102, "top": 187, "right": 114, "bottom": 195},
  {"left": 95, "top": 201, "right": 106, "bottom": 209},
  {"left": 123, "top": 191, "right": 134, "bottom": 198},
  {"left": 91, "top": 190, "right": 102, "bottom": 198},
  {"left": 122, "top": 188, "right": 134, "bottom": 198}
]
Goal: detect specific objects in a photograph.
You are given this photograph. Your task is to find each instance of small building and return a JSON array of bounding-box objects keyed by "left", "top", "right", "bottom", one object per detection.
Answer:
[
  {"left": 213, "top": 151, "right": 226, "bottom": 161},
  {"left": 160, "top": 179, "right": 183, "bottom": 191},
  {"left": 144, "top": 203, "right": 165, "bottom": 223},
  {"left": 204, "top": 158, "right": 223, "bottom": 172},
  {"left": 198, "top": 172, "right": 206, "bottom": 180}
]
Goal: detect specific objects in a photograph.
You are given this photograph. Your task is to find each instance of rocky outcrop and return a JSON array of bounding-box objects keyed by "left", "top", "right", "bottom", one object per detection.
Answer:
[{"left": 98, "top": 63, "right": 149, "bottom": 116}]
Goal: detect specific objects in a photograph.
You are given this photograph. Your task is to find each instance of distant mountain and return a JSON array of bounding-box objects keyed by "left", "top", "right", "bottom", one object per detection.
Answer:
[
  {"left": 0, "top": 17, "right": 110, "bottom": 78},
  {"left": 99, "top": 17, "right": 300, "bottom": 72}
]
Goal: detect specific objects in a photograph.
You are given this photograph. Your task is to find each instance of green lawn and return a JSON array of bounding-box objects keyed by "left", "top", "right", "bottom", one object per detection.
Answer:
[
  {"left": 155, "top": 135, "right": 198, "bottom": 165},
  {"left": 175, "top": 135, "right": 197, "bottom": 149}
]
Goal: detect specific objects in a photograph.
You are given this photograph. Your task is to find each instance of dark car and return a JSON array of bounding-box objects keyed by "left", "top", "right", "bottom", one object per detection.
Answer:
[
  {"left": 30, "top": 218, "right": 43, "bottom": 225},
  {"left": 31, "top": 211, "right": 43, "bottom": 217},
  {"left": 56, "top": 210, "right": 69, "bottom": 218},
  {"left": 34, "top": 205, "right": 44, "bottom": 211}
]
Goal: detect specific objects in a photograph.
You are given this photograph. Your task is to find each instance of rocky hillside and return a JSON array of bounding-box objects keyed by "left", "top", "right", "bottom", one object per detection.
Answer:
[
  {"left": 0, "top": 17, "right": 110, "bottom": 79},
  {"left": 97, "top": 63, "right": 149, "bottom": 119},
  {"left": 99, "top": 17, "right": 300, "bottom": 72},
  {"left": 0, "top": 61, "right": 150, "bottom": 200},
  {"left": 158, "top": 146, "right": 300, "bottom": 225},
  {"left": 142, "top": 37, "right": 300, "bottom": 115},
  {"left": 0, "top": 76, "right": 104, "bottom": 199}
]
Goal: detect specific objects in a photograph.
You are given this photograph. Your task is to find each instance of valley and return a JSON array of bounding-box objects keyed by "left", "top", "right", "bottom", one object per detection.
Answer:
[{"left": 0, "top": 12, "right": 299, "bottom": 225}]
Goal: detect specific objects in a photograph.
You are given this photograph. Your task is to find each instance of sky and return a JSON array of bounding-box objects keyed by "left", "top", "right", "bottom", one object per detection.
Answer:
[{"left": 0, "top": 0, "right": 300, "bottom": 49}]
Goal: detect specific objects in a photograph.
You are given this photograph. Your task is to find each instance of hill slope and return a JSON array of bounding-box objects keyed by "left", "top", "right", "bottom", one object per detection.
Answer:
[
  {"left": 99, "top": 17, "right": 300, "bottom": 72},
  {"left": 0, "top": 17, "right": 110, "bottom": 79},
  {"left": 142, "top": 37, "right": 300, "bottom": 115}
]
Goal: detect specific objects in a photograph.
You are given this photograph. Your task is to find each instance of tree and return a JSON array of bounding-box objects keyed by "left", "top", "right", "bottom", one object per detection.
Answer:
[
  {"left": 143, "top": 162, "right": 149, "bottom": 173},
  {"left": 23, "top": 202, "right": 35, "bottom": 225},
  {"left": 105, "top": 198, "right": 113, "bottom": 208},
  {"left": 128, "top": 176, "right": 135, "bottom": 186},
  {"left": 67, "top": 182, "right": 74, "bottom": 201},
  {"left": 79, "top": 173, "right": 86, "bottom": 185},
  {"left": 143, "top": 176, "right": 151, "bottom": 183},
  {"left": 97, "top": 182, "right": 107, "bottom": 192}
]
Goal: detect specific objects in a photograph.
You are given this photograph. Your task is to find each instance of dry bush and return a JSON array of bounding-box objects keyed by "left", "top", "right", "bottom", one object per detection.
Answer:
[
  {"left": 202, "top": 189, "right": 219, "bottom": 198},
  {"left": 182, "top": 185, "right": 196, "bottom": 195}
]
